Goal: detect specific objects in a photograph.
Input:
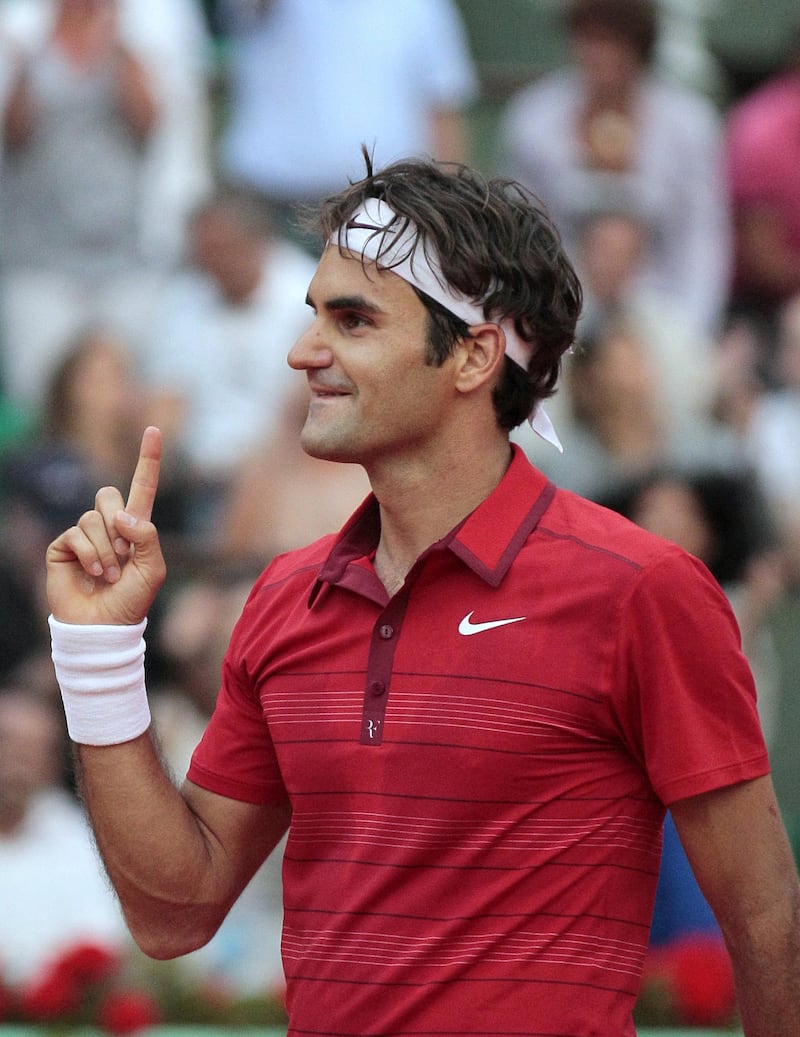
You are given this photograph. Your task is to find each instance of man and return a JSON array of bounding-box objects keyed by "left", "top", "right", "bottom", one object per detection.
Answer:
[
  {"left": 215, "top": 0, "right": 477, "bottom": 250},
  {"left": 142, "top": 185, "right": 316, "bottom": 531},
  {"left": 46, "top": 154, "right": 800, "bottom": 1035},
  {"left": 0, "top": 691, "right": 127, "bottom": 981},
  {"left": 0, "top": 0, "right": 163, "bottom": 408},
  {"left": 501, "top": 0, "right": 731, "bottom": 337},
  {"left": 725, "top": 25, "right": 800, "bottom": 319}
]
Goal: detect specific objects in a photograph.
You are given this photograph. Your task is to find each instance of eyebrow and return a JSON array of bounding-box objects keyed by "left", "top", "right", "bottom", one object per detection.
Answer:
[{"left": 305, "top": 292, "right": 385, "bottom": 315}]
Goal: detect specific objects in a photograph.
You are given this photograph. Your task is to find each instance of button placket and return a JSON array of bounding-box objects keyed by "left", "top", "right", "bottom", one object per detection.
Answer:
[{"left": 360, "top": 594, "right": 409, "bottom": 745}]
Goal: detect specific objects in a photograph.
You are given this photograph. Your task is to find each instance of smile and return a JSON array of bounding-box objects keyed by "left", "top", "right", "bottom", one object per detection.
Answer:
[{"left": 310, "top": 385, "right": 351, "bottom": 399}]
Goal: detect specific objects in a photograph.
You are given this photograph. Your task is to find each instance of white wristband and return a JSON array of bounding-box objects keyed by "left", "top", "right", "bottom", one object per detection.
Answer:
[{"left": 49, "top": 616, "right": 151, "bottom": 746}]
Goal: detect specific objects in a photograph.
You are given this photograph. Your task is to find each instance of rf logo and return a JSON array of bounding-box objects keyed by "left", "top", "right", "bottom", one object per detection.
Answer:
[{"left": 361, "top": 715, "right": 384, "bottom": 746}]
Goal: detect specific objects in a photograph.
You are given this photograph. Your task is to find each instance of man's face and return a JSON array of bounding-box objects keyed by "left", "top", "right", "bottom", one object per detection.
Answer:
[
  {"left": 288, "top": 247, "right": 457, "bottom": 469},
  {"left": 571, "top": 27, "right": 643, "bottom": 95},
  {"left": 0, "top": 699, "right": 60, "bottom": 833}
]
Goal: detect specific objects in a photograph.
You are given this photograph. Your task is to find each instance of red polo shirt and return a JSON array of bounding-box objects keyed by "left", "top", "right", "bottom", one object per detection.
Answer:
[{"left": 188, "top": 445, "right": 768, "bottom": 1036}]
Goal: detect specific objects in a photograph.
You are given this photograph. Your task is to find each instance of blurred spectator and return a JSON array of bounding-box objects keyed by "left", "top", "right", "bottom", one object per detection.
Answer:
[
  {"left": 0, "top": 0, "right": 161, "bottom": 411},
  {"left": 710, "top": 313, "right": 773, "bottom": 439},
  {"left": 113, "top": 0, "right": 214, "bottom": 268},
  {"left": 0, "top": 0, "right": 213, "bottom": 266},
  {"left": 142, "top": 185, "right": 315, "bottom": 534},
  {"left": 743, "top": 293, "right": 800, "bottom": 575},
  {"left": 0, "top": 0, "right": 213, "bottom": 414},
  {"left": 725, "top": 25, "right": 800, "bottom": 323},
  {"left": 649, "top": 811, "right": 722, "bottom": 950},
  {"left": 215, "top": 0, "right": 478, "bottom": 248},
  {"left": 517, "top": 315, "right": 742, "bottom": 503},
  {"left": 0, "top": 553, "right": 43, "bottom": 683},
  {"left": 571, "top": 201, "right": 714, "bottom": 426},
  {"left": 605, "top": 463, "right": 786, "bottom": 948},
  {"left": 0, "top": 327, "right": 189, "bottom": 678},
  {"left": 0, "top": 690, "right": 128, "bottom": 983},
  {"left": 501, "top": 0, "right": 731, "bottom": 336},
  {"left": 148, "top": 564, "right": 285, "bottom": 993},
  {"left": 762, "top": 585, "right": 800, "bottom": 866},
  {"left": 607, "top": 464, "right": 783, "bottom": 738},
  {"left": 0, "top": 24, "right": 19, "bottom": 165},
  {"left": 218, "top": 382, "right": 372, "bottom": 563}
]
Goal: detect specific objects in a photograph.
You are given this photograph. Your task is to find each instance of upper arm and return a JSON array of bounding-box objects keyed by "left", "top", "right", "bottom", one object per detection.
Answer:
[
  {"left": 670, "top": 775, "right": 799, "bottom": 939},
  {"left": 182, "top": 779, "right": 291, "bottom": 902}
]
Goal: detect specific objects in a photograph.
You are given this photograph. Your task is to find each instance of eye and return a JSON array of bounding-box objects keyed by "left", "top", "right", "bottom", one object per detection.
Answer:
[{"left": 339, "top": 310, "right": 372, "bottom": 331}]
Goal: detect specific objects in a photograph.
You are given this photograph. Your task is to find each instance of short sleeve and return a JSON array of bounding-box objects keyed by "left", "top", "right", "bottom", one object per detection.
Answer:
[
  {"left": 415, "top": 0, "right": 479, "bottom": 108},
  {"left": 188, "top": 639, "right": 288, "bottom": 807},
  {"left": 615, "top": 549, "right": 769, "bottom": 805}
]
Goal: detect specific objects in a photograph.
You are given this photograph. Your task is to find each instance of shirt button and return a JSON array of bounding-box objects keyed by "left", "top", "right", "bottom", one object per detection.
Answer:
[
  {"left": 379, "top": 624, "right": 394, "bottom": 640},
  {"left": 370, "top": 680, "right": 386, "bottom": 697}
]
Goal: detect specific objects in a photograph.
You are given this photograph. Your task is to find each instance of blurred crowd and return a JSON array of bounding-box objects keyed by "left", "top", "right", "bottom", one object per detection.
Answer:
[{"left": 0, "top": 0, "right": 799, "bottom": 1018}]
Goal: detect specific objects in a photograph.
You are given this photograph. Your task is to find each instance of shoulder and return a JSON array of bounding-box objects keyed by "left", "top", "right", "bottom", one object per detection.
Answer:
[
  {"left": 249, "top": 534, "right": 338, "bottom": 594},
  {"left": 540, "top": 485, "right": 678, "bottom": 568},
  {"left": 225, "top": 533, "right": 341, "bottom": 667},
  {"left": 504, "top": 70, "right": 577, "bottom": 126},
  {"left": 644, "top": 75, "right": 722, "bottom": 132}
]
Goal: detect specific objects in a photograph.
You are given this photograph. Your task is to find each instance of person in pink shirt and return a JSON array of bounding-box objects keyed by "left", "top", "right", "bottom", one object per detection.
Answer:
[{"left": 726, "top": 28, "right": 800, "bottom": 318}]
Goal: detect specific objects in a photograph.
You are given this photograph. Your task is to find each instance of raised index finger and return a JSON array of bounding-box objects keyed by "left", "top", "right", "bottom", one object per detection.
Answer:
[{"left": 125, "top": 426, "right": 162, "bottom": 521}]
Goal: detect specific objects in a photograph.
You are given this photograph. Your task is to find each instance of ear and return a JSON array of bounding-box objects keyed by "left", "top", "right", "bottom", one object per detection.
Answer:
[{"left": 453, "top": 323, "right": 507, "bottom": 398}]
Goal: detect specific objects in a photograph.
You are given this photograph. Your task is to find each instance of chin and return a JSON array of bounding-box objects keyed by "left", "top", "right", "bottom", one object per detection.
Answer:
[{"left": 299, "top": 429, "right": 356, "bottom": 464}]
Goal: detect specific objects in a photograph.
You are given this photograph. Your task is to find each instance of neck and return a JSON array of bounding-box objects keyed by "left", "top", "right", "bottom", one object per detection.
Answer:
[
  {"left": 585, "top": 75, "right": 639, "bottom": 112},
  {"left": 370, "top": 435, "right": 513, "bottom": 596}
]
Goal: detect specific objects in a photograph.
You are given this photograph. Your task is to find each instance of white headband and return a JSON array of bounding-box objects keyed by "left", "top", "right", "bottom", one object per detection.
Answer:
[{"left": 331, "top": 198, "right": 562, "bottom": 451}]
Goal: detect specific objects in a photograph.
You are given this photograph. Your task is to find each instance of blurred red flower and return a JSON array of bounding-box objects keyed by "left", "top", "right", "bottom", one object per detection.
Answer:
[
  {"left": 20, "top": 969, "right": 82, "bottom": 1021},
  {"left": 645, "top": 934, "right": 737, "bottom": 1026},
  {"left": 52, "top": 941, "right": 122, "bottom": 984},
  {"left": 669, "top": 935, "right": 737, "bottom": 1025},
  {"left": 97, "top": 988, "right": 162, "bottom": 1035}
]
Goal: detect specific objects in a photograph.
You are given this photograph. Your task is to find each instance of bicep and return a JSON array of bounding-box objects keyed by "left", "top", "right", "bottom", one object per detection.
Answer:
[
  {"left": 182, "top": 779, "right": 291, "bottom": 898},
  {"left": 670, "top": 775, "right": 797, "bottom": 936}
]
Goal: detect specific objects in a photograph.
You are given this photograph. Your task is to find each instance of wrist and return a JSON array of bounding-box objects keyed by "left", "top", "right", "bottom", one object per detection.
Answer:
[{"left": 49, "top": 616, "right": 150, "bottom": 746}]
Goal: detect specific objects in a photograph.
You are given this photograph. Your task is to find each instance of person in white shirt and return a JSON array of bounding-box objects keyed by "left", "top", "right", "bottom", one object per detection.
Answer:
[
  {"left": 144, "top": 185, "right": 316, "bottom": 534},
  {"left": 216, "top": 0, "right": 478, "bottom": 247},
  {"left": 0, "top": 691, "right": 127, "bottom": 983},
  {"left": 0, "top": 0, "right": 214, "bottom": 413},
  {"left": 500, "top": 0, "right": 731, "bottom": 338}
]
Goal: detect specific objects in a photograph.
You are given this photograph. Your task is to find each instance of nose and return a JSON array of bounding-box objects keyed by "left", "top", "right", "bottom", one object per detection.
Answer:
[{"left": 288, "top": 318, "right": 334, "bottom": 371}]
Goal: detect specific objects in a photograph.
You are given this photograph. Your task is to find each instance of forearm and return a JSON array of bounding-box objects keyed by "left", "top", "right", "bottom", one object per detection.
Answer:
[
  {"left": 49, "top": 616, "right": 238, "bottom": 957},
  {"left": 672, "top": 778, "right": 800, "bottom": 1037},
  {"left": 724, "top": 884, "right": 800, "bottom": 1036},
  {"left": 75, "top": 733, "right": 232, "bottom": 959},
  {"left": 46, "top": 429, "right": 289, "bottom": 959}
]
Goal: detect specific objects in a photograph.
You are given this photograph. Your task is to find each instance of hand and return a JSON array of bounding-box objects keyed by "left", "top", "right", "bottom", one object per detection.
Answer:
[{"left": 46, "top": 427, "right": 167, "bottom": 626}]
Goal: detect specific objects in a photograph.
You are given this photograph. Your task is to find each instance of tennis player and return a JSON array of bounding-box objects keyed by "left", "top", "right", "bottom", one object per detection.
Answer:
[{"left": 47, "top": 153, "right": 800, "bottom": 1036}]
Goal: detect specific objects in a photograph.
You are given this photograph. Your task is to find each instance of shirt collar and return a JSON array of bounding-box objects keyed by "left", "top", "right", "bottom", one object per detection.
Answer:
[{"left": 311, "top": 445, "right": 555, "bottom": 602}]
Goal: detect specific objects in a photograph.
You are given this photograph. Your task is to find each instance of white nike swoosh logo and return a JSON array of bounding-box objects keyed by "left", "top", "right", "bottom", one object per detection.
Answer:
[{"left": 458, "top": 610, "right": 527, "bottom": 636}]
